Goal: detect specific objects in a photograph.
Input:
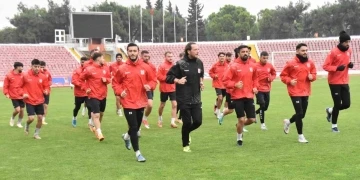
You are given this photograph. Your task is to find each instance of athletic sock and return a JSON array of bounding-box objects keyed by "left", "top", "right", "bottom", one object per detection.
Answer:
[
  {"left": 328, "top": 107, "right": 333, "bottom": 114},
  {"left": 158, "top": 116, "right": 163, "bottom": 121},
  {"left": 11, "top": 116, "right": 15, "bottom": 120},
  {"left": 171, "top": 118, "right": 175, "bottom": 124},
  {"left": 135, "top": 150, "right": 141, "bottom": 157},
  {"left": 96, "top": 128, "right": 102, "bottom": 135},
  {"left": 35, "top": 128, "right": 40, "bottom": 135},
  {"left": 332, "top": 124, "right": 337, "bottom": 128},
  {"left": 215, "top": 108, "right": 220, "bottom": 114},
  {"left": 124, "top": 133, "right": 130, "bottom": 140},
  {"left": 17, "top": 118, "right": 22, "bottom": 123},
  {"left": 237, "top": 133, "right": 242, "bottom": 141},
  {"left": 298, "top": 134, "right": 304, "bottom": 139},
  {"left": 143, "top": 115, "right": 147, "bottom": 120},
  {"left": 73, "top": 116, "right": 76, "bottom": 120}
]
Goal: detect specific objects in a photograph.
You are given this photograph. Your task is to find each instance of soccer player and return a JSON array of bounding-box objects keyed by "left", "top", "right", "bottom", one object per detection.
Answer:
[
  {"left": 323, "top": 31, "right": 353, "bottom": 132},
  {"left": 113, "top": 43, "right": 157, "bottom": 162},
  {"left": 71, "top": 57, "right": 90, "bottom": 127},
  {"left": 40, "top": 61, "right": 52, "bottom": 125},
  {"left": 83, "top": 49, "right": 100, "bottom": 68},
  {"left": 247, "top": 47, "right": 257, "bottom": 64},
  {"left": 3, "top": 62, "right": 25, "bottom": 128},
  {"left": 225, "top": 52, "right": 232, "bottom": 63},
  {"left": 166, "top": 42, "right": 204, "bottom": 152},
  {"left": 21, "top": 59, "right": 49, "bottom": 139},
  {"left": 140, "top": 50, "right": 157, "bottom": 129},
  {"left": 255, "top": 51, "right": 276, "bottom": 130},
  {"left": 209, "top": 52, "right": 227, "bottom": 118},
  {"left": 80, "top": 52, "right": 111, "bottom": 141},
  {"left": 222, "top": 45, "right": 258, "bottom": 146},
  {"left": 157, "top": 51, "right": 180, "bottom": 128},
  {"left": 280, "top": 43, "right": 317, "bottom": 143},
  {"left": 110, "top": 53, "right": 124, "bottom": 117},
  {"left": 214, "top": 52, "right": 233, "bottom": 112}
]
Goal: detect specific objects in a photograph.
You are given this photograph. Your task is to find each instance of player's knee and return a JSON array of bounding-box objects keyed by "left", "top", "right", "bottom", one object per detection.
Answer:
[
  {"left": 28, "top": 116, "right": 35, "bottom": 121},
  {"left": 238, "top": 117, "right": 246, "bottom": 123},
  {"left": 296, "top": 112, "right": 303, "bottom": 120},
  {"left": 159, "top": 103, "right": 166, "bottom": 108},
  {"left": 248, "top": 118, "right": 256, "bottom": 123},
  {"left": 14, "top": 107, "right": 21, "bottom": 113},
  {"left": 218, "top": 96, "right": 223, "bottom": 102},
  {"left": 171, "top": 103, "right": 177, "bottom": 110},
  {"left": 343, "top": 101, "right": 350, "bottom": 109},
  {"left": 93, "top": 113, "right": 100, "bottom": 119}
]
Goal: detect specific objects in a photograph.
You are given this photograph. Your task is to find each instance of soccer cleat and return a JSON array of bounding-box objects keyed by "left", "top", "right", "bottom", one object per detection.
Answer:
[
  {"left": 243, "top": 128, "right": 248, "bottom": 132},
  {"left": 332, "top": 127, "right": 340, "bottom": 133},
  {"left": 9, "top": 118, "right": 14, "bottom": 127},
  {"left": 237, "top": 140, "right": 243, "bottom": 146},
  {"left": 34, "top": 134, "right": 41, "bottom": 140},
  {"left": 298, "top": 136, "right": 308, "bottom": 143},
  {"left": 183, "top": 146, "right": 191, "bottom": 153},
  {"left": 157, "top": 120, "right": 163, "bottom": 128},
  {"left": 176, "top": 119, "right": 183, "bottom": 124},
  {"left": 261, "top": 124, "right": 267, "bottom": 130},
  {"left": 42, "top": 120, "right": 48, "bottom": 125},
  {"left": 325, "top": 108, "right": 332, "bottom": 122},
  {"left": 283, "top": 119, "right": 290, "bottom": 134},
  {"left": 218, "top": 113, "right": 224, "bottom": 125},
  {"left": 117, "top": 109, "right": 123, "bottom": 117},
  {"left": 97, "top": 133, "right": 104, "bottom": 141},
  {"left": 137, "top": 154, "right": 146, "bottom": 162},
  {"left": 72, "top": 119, "right": 77, "bottom": 128},
  {"left": 142, "top": 120, "right": 150, "bottom": 129},
  {"left": 122, "top": 134, "right": 132, "bottom": 150},
  {"left": 16, "top": 123, "right": 23, "bottom": 128},
  {"left": 137, "top": 131, "right": 141, "bottom": 137},
  {"left": 171, "top": 123, "right": 178, "bottom": 128}
]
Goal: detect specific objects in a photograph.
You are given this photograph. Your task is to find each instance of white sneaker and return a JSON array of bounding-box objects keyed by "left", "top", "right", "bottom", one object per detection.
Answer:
[
  {"left": 261, "top": 124, "right": 267, "bottom": 130},
  {"left": 117, "top": 109, "right": 123, "bottom": 117},
  {"left": 283, "top": 119, "right": 290, "bottom": 134},
  {"left": 9, "top": 117, "right": 14, "bottom": 127},
  {"left": 298, "top": 135, "right": 308, "bottom": 143},
  {"left": 17, "top": 123, "right": 23, "bottom": 128},
  {"left": 243, "top": 128, "right": 248, "bottom": 132}
]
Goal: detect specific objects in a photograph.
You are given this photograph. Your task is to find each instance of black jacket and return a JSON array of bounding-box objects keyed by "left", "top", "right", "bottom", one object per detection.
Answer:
[{"left": 166, "top": 55, "right": 204, "bottom": 105}]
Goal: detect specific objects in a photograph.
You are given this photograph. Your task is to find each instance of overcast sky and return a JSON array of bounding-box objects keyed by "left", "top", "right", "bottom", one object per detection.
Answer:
[{"left": 0, "top": 0, "right": 335, "bottom": 29}]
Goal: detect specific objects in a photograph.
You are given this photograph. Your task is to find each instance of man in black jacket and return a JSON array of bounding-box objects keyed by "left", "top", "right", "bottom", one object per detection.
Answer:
[{"left": 166, "top": 42, "right": 204, "bottom": 153}]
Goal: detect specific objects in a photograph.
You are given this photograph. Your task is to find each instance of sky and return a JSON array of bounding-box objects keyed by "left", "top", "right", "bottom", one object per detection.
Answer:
[{"left": 0, "top": 0, "right": 335, "bottom": 29}]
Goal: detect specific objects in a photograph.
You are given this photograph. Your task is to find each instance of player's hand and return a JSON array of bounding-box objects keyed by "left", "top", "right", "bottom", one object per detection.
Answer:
[
  {"left": 144, "top": 84, "right": 151, "bottom": 91},
  {"left": 86, "top": 88, "right": 91, "bottom": 94},
  {"left": 336, "top": 65, "right": 346, "bottom": 71},
  {"left": 200, "top": 82, "right": 205, "bottom": 91},
  {"left": 121, "top": 90, "right": 127, "bottom": 98},
  {"left": 5, "top": 94, "right": 9, "bottom": 98},
  {"left": 102, "top": 77, "right": 107, "bottom": 83},
  {"left": 290, "top": 79, "right": 297, "bottom": 86},
  {"left": 177, "top": 76, "right": 187, "bottom": 84},
  {"left": 23, "top": 94, "right": 28, "bottom": 99},
  {"left": 235, "top": 81, "right": 243, "bottom": 89},
  {"left": 308, "top": 74, "right": 313, "bottom": 80},
  {"left": 253, "top": 88, "right": 258, "bottom": 94},
  {"left": 214, "top": 75, "right": 218, "bottom": 79}
]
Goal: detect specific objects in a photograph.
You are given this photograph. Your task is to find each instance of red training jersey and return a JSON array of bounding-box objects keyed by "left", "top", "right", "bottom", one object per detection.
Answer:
[
  {"left": 209, "top": 61, "right": 227, "bottom": 89},
  {"left": 83, "top": 59, "right": 94, "bottom": 69},
  {"left": 255, "top": 62, "right": 276, "bottom": 92},
  {"left": 222, "top": 58, "right": 258, "bottom": 99},
  {"left": 248, "top": 57, "right": 257, "bottom": 64},
  {"left": 157, "top": 60, "right": 175, "bottom": 92},
  {"left": 109, "top": 61, "right": 123, "bottom": 76},
  {"left": 71, "top": 66, "right": 87, "bottom": 97},
  {"left": 323, "top": 47, "right": 352, "bottom": 84},
  {"left": 21, "top": 70, "right": 49, "bottom": 105},
  {"left": 41, "top": 69, "right": 52, "bottom": 93},
  {"left": 80, "top": 63, "right": 111, "bottom": 100},
  {"left": 3, "top": 70, "right": 24, "bottom": 99},
  {"left": 112, "top": 59, "right": 157, "bottom": 109},
  {"left": 280, "top": 57, "right": 317, "bottom": 97}
]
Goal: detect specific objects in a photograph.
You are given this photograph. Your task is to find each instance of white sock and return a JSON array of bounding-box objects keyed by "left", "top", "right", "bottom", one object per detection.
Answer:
[
  {"left": 328, "top": 107, "right": 333, "bottom": 114},
  {"left": 73, "top": 116, "right": 76, "bottom": 120},
  {"left": 143, "top": 115, "right": 147, "bottom": 120},
  {"left": 261, "top": 123, "right": 265, "bottom": 126},
  {"left": 332, "top": 124, "right": 337, "bottom": 128},
  {"left": 298, "top": 134, "right": 304, "bottom": 138},
  {"left": 96, "top": 128, "right": 102, "bottom": 134},
  {"left": 124, "top": 133, "right": 130, "bottom": 140},
  {"left": 237, "top": 133, "right": 242, "bottom": 141},
  {"left": 42, "top": 117, "right": 45, "bottom": 121},
  {"left": 18, "top": 118, "right": 22, "bottom": 123},
  {"left": 215, "top": 108, "right": 219, "bottom": 114},
  {"left": 158, "top": 116, "right": 163, "bottom": 121},
  {"left": 171, "top": 118, "right": 175, "bottom": 124},
  {"left": 135, "top": 150, "right": 141, "bottom": 157}
]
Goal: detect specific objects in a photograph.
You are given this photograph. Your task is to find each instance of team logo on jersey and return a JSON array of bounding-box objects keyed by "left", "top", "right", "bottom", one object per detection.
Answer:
[
  {"left": 39, "top": 79, "right": 42, "bottom": 83},
  {"left": 249, "top": 67, "right": 253, "bottom": 72},
  {"left": 198, "top": 68, "right": 201, "bottom": 73},
  {"left": 140, "top": 70, "right": 145, "bottom": 75},
  {"left": 103, "top": 70, "right": 106, "bottom": 74}
]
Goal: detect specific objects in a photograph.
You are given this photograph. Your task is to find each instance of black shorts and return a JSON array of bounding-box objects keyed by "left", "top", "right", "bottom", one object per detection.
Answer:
[
  {"left": 11, "top": 99, "right": 25, "bottom": 108},
  {"left": 215, "top": 88, "right": 227, "bottom": 97},
  {"left": 233, "top": 98, "right": 255, "bottom": 118},
  {"left": 44, "top": 94, "right": 50, "bottom": 105},
  {"left": 26, "top": 103, "right": 44, "bottom": 116},
  {"left": 160, "top": 92, "right": 176, "bottom": 102},
  {"left": 256, "top": 92, "right": 270, "bottom": 105},
  {"left": 146, "top": 91, "right": 154, "bottom": 100},
  {"left": 225, "top": 92, "right": 235, "bottom": 109},
  {"left": 75, "top": 96, "right": 87, "bottom": 106},
  {"left": 87, "top": 98, "right": 107, "bottom": 113}
]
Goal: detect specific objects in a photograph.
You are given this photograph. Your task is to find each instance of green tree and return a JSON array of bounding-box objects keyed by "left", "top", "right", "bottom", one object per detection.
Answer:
[
  {"left": 187, "top": 0, "right": 206, "bottom": 41},
  {"left": 155, "top": 0, "right": 163, "bottom": 10},
  {"left": 205, "top": 5, "right": 257, "bottom": 41},
  {"left": 0, "top": 27, "right": 19, "bottom": 43},
  {"left": 166, "top": 1, "right": 173, "bottom": 14},
  {"left": 146, "top": 0, "right": 152, "bottom": 9}
]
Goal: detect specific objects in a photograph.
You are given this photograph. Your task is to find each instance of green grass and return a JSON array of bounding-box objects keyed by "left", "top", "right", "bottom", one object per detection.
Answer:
[{"left": 1, "top": 76, "right": 360, "bottom": 180}]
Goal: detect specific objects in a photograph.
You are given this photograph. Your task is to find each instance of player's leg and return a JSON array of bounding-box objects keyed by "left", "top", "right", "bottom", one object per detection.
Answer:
[
  {"left": 180, "top": 104, "right": 192, "bottom": 152},
  {"left": 189, "top": 103, "right": 202, "bottom": 133},
  {"left": 158, "top": 92, "right": 167, "bottom": 128},
  {"left": 170, "top": 92, "right": 182, "bottom": 125},
  {"left": 142, "top": 91, "right": 153, "bottom": 128},
  {"left": 135, "top": 108, "right": 146, "bottom": 162},
  {"left": 214, "top": 88, "right": 223, "bottom": 116},
  {"left": 327, "top": 85, "right": 342, "bottom": 132},
  {"left": 81, "top": 101, "right": 87, "bottom": 116},
  {"left": 88, "top": 98, "right": 104, "bottom": 141},
  {"left": 17, "top": 100, "right": 25, "bottom": 128},
  {"left": 85, "top": 98, "right": 94, "bottom": 132},
  {"left": 10, "top": 100, "right": 23, "bottom": 127},
  {"left": 285, "top": 96, "right": 308, "bottom": 143},
  {"left": 96, "top": 98, "right": 106, "bottom": 140},
  {"left": 244, "top": 99, "right": 256, "bottom": 126},
  {"left": 256, "top": 93, "right": 267, "bottom": 130},
  {"left": 72, "top": 97, "right": 84, "bottom": 127},
  {"left": 42, "top": 95, "right": 50, "bottom": 125},
  {"left": 217, "top": 93, "right": 234, "bottom": 125},
  {"left": 33, "top": 104, "right": 44, "bottom": 139},
  {"left": 234, "top": 100, "right": 246, "bottom": 146},
  {"left": 24, "top": 103, "right": 36, "bottom": 135},
  {"left": 116, "top": 95, "right": 123, "bottom": 116}
]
